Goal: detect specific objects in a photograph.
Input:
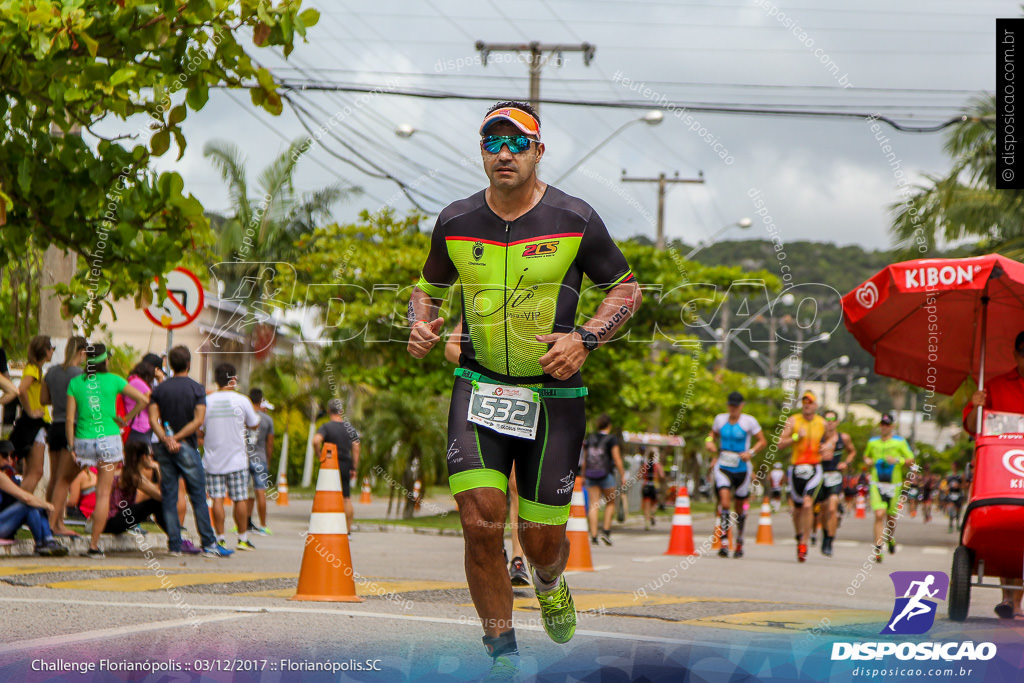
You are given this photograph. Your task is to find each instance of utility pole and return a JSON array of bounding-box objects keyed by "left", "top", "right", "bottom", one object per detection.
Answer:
[
  {"left": 621, "top": 171, "right": 705, "bottom": 250},
  {"left": 475, "top": 41, "right": 596, "bottom": 113}
]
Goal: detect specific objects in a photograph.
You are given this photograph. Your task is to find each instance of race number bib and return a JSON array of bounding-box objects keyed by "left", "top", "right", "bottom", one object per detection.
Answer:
[
  {"left": 467, "top": 382, "right": 540, "bottom": 440},
  {"left": 718, "top": 451, "right": 742, "bottom": 469},
  {"left": 823, "top": 471, "right": 843, "bottom": 487},
  {"left": 876, "top": 482, "right": 897, "bottom": 498},
  {"left": 794, "top": 464, "right": 815, "bottom": 479}
]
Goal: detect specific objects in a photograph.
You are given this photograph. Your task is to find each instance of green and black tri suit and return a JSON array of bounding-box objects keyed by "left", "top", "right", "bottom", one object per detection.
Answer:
[{"left": 417, "top": 186, "right": 635, "bottom": 525}]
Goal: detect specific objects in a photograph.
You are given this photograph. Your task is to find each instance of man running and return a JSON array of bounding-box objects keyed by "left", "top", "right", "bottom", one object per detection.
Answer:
[
  {"left": 705, "top": 391, "right": 766, "bottom": 558},
  {"left": 778, "top": 390, "right": 825, "bottom": 562},
  {"left": 768, "top": 462, "right": 786, "bottom": 513},
  {"left": 943, "top": 462, "right": 964, "bottom": 533},
  {"left": 864, "top": 413, "right": 915, "bottom": 563},
  {"left": 816, "top": 409, "right": 856, "bottom": 557},
  {"left": 407, "top": 101, "right": 641, "bottom": 680}
]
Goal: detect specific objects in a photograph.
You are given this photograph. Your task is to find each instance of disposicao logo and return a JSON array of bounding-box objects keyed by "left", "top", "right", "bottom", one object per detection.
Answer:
[
  {"left": 881, "top": 571, "right": 948, "bottom": 635},
  {"left": 830, "top": 571, "right": 997, "bottom": 663}
]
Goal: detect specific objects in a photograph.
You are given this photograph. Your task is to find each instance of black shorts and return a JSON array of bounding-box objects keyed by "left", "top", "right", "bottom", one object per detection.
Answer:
[
  {"left": 815, "top": 469, "right": 844, "bottom": 503},
  {"left": 48, "top": 422, "right": 69, "bottom": 452},
  {"left": 338, "top": 459, "right": 353, "bottom": 497},
  {"left": 446, "top": 375, "right": 585, "bottom": 526},
  {"left": 713, "top": 465, "right": 752, "bottom": 499},
  {"left": 642, "top": 484, "right": 658, "bottom": 501},
  {"left": 788, "top": 464, "right": 823, "bottom": 506}
]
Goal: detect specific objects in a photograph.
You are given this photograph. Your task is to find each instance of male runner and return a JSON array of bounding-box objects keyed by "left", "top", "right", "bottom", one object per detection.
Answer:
[
  {"left": 705, "top": 391, "right": 766, "bottom": 558},
  {"left": 864, "top": 413, "right": 915, "bottom": 563},
  {"left": 768, "top": 462, "right": 785, "bottom": 513},
  {"left": 407, "top": 101, "right": 642, "bottom": 679},
  {"left": 816, "top": 409, "right": 856, "bottom": 556},
  {"left": 778, "top": 390, "right": 825, "bottom": 562}
]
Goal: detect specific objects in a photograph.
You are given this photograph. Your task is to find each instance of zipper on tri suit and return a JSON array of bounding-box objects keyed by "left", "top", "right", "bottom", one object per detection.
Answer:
[{"left": 503, "top": 221, "right": 510, "bottom": 376}]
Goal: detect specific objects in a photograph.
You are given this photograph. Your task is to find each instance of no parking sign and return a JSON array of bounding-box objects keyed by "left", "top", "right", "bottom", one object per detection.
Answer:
[{"left": 143, "top": 267, "right": 204, "bottom": 329}]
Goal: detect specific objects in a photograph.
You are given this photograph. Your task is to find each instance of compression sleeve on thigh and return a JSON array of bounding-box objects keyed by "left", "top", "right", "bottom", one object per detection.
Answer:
[
  {"left": 518, "top": 497, "right": 570, "bottom": 526},
  {"left": 449, "top": 469, "right": 508, "bottom": 496}
]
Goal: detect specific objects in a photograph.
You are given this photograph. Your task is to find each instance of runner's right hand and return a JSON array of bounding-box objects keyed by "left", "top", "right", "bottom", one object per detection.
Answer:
[{"left": 407, "top": 317, "right": 445, "bottom": 358}]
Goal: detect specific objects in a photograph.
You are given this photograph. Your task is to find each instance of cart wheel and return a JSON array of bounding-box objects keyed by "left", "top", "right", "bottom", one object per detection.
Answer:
[{"left": 948, "top": 545, "right": 973, "bottom": 622}]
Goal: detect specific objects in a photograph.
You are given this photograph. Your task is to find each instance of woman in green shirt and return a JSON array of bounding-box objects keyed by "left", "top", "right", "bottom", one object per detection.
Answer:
[{"left": 65, "top": 343, "right": 149, "bottom": 558}]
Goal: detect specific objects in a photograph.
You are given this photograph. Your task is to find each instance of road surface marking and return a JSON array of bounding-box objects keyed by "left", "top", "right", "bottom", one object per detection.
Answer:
[
  {"left": 235, "top": 578, "right": 468, "bottom": 598},
  {"left": 0, "top": 564, "right": 135, "bottom": 577},
  {"left": 0, "top": 612, "right": 258, "bottom": 655},
  {"left": 46, "top": 572, "right": 297, "bottom": 592},
  {"left": 922, "top": 546, "right": 951, "bottom": 555},
  {"left": 682, "top": 608, "right": 888, "bottom": 633}
]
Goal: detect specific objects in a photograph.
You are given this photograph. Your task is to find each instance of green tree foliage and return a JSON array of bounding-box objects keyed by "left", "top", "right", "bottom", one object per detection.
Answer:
[
  {"left": 204, "top": 137, "right": 357, "bottom": 300},
  {"left": 890, "top": 94, "right": 1024, "bottom": 258},
  {"left": 0, "top": 0, "right": 320, "bottom": 331}
]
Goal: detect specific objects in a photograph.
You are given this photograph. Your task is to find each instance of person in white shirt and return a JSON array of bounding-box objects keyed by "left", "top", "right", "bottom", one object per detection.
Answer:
[{"left": 201, "top": 363, "right": 260, "bottom": 551}]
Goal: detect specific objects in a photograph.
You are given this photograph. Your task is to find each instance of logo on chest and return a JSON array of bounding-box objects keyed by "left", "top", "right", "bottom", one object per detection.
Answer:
[{"left": 523, "top": 241, "right": 559, "bottom": 257}]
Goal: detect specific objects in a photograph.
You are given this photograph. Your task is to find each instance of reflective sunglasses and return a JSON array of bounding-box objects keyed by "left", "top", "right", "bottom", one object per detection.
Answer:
[
  {"left": 825, "top": 415, "right": 837, "bottom": 422},
  {"left": 481, "top": 134, "right": 535, "bottom": 154}
]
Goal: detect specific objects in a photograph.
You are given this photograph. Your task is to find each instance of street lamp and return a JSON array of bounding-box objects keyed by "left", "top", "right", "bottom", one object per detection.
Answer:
[
  {"left": 842, "top": 376, "right": 868, "bottom": 420},
  {"left": 684, "top": 217, "right": 753, "bottom": 261},
  {"left": 552, "top": 110, "right": 663, "bottom": 185},
  {"left": 394, "top": 124, "right": 468, "bottom": 158}
]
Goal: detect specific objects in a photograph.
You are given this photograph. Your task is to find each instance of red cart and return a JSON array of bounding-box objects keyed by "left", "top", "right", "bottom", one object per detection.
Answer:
[{"left": 949, "top": 410, "right": 1024, "bottom": 621}]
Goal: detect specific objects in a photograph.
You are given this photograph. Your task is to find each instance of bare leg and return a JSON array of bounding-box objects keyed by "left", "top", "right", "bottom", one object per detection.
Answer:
[
  {"left": 457, "top": 488, "right": 513, "bottom": 638},
  {"left": 826, "top": 495, "right": 840, "bottom": 537},
  {"left": 873, "top": 509, "right": 886, "bottom": 548},
  {"left": 89, "top": 462, "right": 118, "bottom": 551},
  {"left": 586, "top": 485, "right": 601, "bottom": 540},
  {"left": 255, "top": 490, "right": 267, "bottom": 527},
  {"left": 20, "top": 441, "right": 46, "bottom": 493},
  {"left": 344, "top": 495, "right": 354, "bottom": 525},
  {"left": 600, "top": 487, "right": 616, "bottom": 534},
  {"left": 211, "top": 499, "right": 225, "bottom": 536},
  {"left": 49, "top": 450, "right": 80, "bottom": 534},
  {"left": 519, "top": 517, "right": 570, "bottom": 584},
  {"left": 232, "top": 500, "right": 247, "bottom": 540}
]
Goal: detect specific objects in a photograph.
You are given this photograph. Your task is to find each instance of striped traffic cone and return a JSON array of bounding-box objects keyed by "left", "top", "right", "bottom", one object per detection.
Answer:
[
  {"left": 755, "top": 498, "right": 774, "bottom": 545},
  {"left": 276, "top": 472, "right": 289, "bottom": 506},
  {"left": 291, "top": 443, "right": 363, "bottom": 602},
  {"left": 565, "top": 477, "right": 594, "bottom": 572},
  {"left": 855, "top": 492, "right": 866, "bottom": 519},
  {"left": 359, "top": 478, "right": 372, "bottom": 504},
  {"left": 664, "top": 486, "right": 697, "bottom": 556}
]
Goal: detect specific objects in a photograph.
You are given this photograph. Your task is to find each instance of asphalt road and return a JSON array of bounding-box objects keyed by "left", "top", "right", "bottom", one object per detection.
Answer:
[{"left": 0, "top": 496, "right": 1019, "bottom": 682}]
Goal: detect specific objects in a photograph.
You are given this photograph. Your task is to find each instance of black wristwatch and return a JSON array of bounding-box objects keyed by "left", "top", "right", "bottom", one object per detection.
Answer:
[{"left": 575, "top": 326, "right": 599, "bottom": 352}]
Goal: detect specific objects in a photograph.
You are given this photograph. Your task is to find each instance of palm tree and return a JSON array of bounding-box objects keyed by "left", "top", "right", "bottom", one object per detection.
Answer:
[
  {"left": 358, "top": 391, "right": 448, "bottom": 519},
  {"left": 890, "top": 94, "right": 1024, "bottom": 258},
  {"left": 203, "top": 138, "right": 360, "bottom": 299}
]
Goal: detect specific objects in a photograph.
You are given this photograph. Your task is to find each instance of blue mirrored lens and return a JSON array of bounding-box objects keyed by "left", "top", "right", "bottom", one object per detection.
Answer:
[{"left": 482, "top": 135, "right": 532, "bottom": 153}]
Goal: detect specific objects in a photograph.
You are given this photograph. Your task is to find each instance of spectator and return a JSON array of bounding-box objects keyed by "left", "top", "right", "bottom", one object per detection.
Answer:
[
  {"left": 41, "top": 336, "right": 88, "bottom": 536},
  {"left": 0, "top": 439, "right": 68, "bottom": 556},
  {"left": 313, "top": 398, "right": 360, "bottom": 527},
  {"left": 12, "top": 335, "right": 54, "bottom": 492},
  {"left": 65, "top": 343, "right": 149, "bottom": 558},
  {"left": 583, "top": 414, "right": 626, "bottom": 546},
  {"left": 201, "top": 363, "right": 260, "bottom": 551},
  {"left": 0, "top": 347, "right": 13, "bottom": 431},
  {"left": 142, "top": 353, "right": 166, "bottom": 385},
  {"left": 639, "top": 448, "right": 665, "bottom": 531},
  {"left": 149, "top": 345, "right": 229, "bottom": 558},
  {"left": 245, "top": 388, "right": 274, "bottom": 535},
  {"left": 104, "top": 441, "right": 166, "bottom": 535},
  {"left": 67, "top": 466, "right": 98, "bottom": 521},
  {"left": 123, "top": 361, "right": 156, "bottom": 444}
]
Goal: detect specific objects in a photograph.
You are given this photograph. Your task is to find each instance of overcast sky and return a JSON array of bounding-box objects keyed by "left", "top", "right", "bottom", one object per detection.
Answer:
[{"left": 132, "top": 0, "right": 1011, "bottom": 255}]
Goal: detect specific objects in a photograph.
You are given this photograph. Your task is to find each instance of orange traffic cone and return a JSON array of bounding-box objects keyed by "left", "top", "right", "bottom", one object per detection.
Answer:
[
  {"left": 855, "top": 492, "right": 866, "bottom": 519},
  {"left": 359, "top": 478, "right": 372, "bottom": 504},
  {"left": 755, "top": 498, "right": 774, "bottom": 545},
  {"left": 292, "top": 443, "right": 363, "bottom": 602},
  {"left": 664, "top": 487, "right": 697, "bottom": 556},
  {"left": 276, "top": 472, "right": 289, "bottom": 506},
  {"left": 564, "top": 477, "right": 594, "bottom": 571}
]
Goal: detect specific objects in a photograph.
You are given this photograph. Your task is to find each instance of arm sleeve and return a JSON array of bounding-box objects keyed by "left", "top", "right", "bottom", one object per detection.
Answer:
[
  {"left": 576, "top": 210, "right": 635, "bottom": 291},
  {"left": 193, "top": 382, "right": 207, "bottom": 406},
  {"left": 416, "top": 216, "right": 457, "bottom": 299},
  {"left": 315, "top": 424, "right": 325, "bottom": 438}
]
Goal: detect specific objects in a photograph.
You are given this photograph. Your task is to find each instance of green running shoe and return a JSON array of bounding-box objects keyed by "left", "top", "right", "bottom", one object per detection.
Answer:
[
  {"left": 535, "top": 575, "right": 577, "bottom": 643},
  {"left": 481, "top": 655, "right": 519, "bottom": 682}
]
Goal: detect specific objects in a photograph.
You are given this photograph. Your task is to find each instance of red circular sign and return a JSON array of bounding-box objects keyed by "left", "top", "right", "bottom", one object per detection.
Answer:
[{"left": 143, "top": 267, "right": 205, "bottom": 330}]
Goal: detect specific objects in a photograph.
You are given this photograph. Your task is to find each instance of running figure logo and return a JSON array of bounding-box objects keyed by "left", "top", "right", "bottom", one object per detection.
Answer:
[{"left": 881, "top": 571, "right": 949, "bottom": 635}]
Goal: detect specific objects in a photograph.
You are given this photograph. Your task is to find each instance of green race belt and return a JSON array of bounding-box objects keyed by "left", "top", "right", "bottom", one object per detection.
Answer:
[{"left": 453, "top": 368, "right": 588, "bottom": 398}]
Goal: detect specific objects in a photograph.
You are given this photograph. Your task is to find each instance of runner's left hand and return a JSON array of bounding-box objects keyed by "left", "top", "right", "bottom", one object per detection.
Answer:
[{"left": 536, "top": 331, "right": 589, "bottom": 379}]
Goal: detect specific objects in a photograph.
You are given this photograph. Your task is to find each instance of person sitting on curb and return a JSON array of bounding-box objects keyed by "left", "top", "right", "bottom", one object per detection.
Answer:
[{"left": 0, "top": 440, "right": 68, "bottom": 556}]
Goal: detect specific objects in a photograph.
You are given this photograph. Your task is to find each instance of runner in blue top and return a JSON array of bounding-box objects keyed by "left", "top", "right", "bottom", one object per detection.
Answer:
[{"left": 705, "top": 391, "right": 767, "bottom": 558}]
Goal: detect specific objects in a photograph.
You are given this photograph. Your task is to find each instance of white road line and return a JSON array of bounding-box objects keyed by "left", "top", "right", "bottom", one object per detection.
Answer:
[
  {"left": 922, "top": 546, "right": 952, "bottom": 555},
  {"left": 0, "top": 596, "right": 775, "bottom": 652},
  {"left": 0, "top": 612, "right": 258, "bottom": 655}
]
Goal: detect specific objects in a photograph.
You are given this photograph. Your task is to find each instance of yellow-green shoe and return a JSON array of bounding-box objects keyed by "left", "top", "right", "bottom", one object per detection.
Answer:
[
  {"left": 535, "top": 575, "right": 576, "bottom": 643},
  {"left": 481, "top": 655, "right": 519, "bottom": 682}
]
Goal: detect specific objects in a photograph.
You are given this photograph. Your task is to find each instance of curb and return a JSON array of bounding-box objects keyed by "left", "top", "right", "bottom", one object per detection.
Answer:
[{"left": 0, "top": 532, "right": 170, "bottom": 558}]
